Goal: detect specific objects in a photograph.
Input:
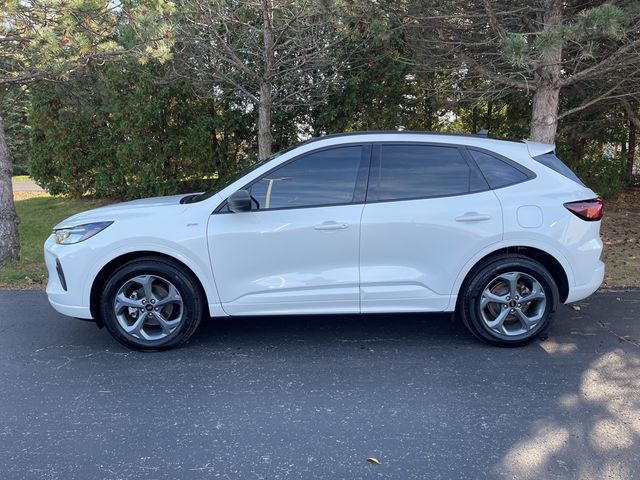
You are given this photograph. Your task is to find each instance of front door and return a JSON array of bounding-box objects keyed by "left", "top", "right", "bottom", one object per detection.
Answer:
[{"left": 208, "top": 144, "right": 370, "bottom": 316}]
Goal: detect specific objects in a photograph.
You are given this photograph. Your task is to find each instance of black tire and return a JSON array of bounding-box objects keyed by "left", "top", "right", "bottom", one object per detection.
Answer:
[
  {"left": 458, "top": 254, "right": 558, "bottom": 347},
  {"left": 99, "top": 257, "right": 204, "bottom": 351}
]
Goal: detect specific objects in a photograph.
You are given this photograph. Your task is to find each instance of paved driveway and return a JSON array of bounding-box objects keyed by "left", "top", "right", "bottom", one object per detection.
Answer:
[
  {"left": 11, "top": 178, "right": 44, "bottom": 192},
  {"left": 0, "top": 290, "right": 639, "bottom": 479}
]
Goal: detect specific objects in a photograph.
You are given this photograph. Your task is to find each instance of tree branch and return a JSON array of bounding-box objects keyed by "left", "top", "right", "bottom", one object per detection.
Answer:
[
  {"left": 621, "top": 98, "right": 640, "bottom": 130},
  {"left": 558, "top": 75, "right": 630, "bottom": 119},
  {"left": 560, "top": 38, "right": 640, "bottom": 87},
  {"left": 458, "top": 52, "right": 537, "bottom": 92},
  {"left": 482, "top": 0, "right": 508, "bottom": 41}
]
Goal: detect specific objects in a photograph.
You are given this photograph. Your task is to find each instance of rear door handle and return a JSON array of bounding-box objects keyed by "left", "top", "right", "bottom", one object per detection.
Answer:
[
  {"left": 314, "top": 221, "right": 349, "bottom": 231},
  {"left": 455, "top": 212, "right": 491, "bottom": 222}
]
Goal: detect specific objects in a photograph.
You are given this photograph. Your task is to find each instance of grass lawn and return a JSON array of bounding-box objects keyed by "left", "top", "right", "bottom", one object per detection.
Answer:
[
  {"left": 0, "top": 193, "right": 108, "bottom": 289},
  {"left": 12, "top": 175, "right": 31, "bottom": 182}
]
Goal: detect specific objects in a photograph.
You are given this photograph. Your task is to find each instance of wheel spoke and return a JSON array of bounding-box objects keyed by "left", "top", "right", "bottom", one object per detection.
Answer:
[
  {"left": 133, "top": 275, "right": 157, "bottom": 302},
  {"left": 521, "top": 281, "right": 545, "bottom": 303},
  {"left": 500, "top": 272, "right": 520, "bottom": 299},
  {"left": 155, "top": 284, "right": 182, "bottom": 308},
  {"left": 486, "top": 307, "right": 509, "bottom": 332},
  {"left": 114, "top": 293, "right": 144, "bottom": 312},
  {"left": 481, "top": 290, "right": 507, "bottom": 309},
  {"left": 122, "top": 312, "right": 147, "bottom": 336},
  {"left": 152, "top": 311, "right": 180, "bottom": 335},
  {"left": 514, "top": 308, "right": 534, "bottom": 331}
]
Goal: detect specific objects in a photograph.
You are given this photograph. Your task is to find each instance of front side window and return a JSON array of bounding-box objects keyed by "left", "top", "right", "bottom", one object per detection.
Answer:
[
  {"left": 373, "top": 144, "right": 479, "bottom": 201},
  {"left": 248, "top": 146, "right": 363, "bottom": 210}
]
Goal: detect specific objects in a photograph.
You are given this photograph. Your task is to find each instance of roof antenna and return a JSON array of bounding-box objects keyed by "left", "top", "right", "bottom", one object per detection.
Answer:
[{"left": 476, "top": 129, "right": 489, "bottom": 137}]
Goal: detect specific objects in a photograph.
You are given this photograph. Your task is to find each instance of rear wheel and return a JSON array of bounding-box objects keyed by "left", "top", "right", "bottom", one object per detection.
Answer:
[
  {"left": 99, "top": 258, "right": 203, "bottom": 350},
  {"left": 459, "top": 255, "right": 558, "bottom": 346}
]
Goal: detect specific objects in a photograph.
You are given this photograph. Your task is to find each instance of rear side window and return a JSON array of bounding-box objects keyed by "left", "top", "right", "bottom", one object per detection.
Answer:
[
  {"left": 469, "top": 149, "right": 529, "bottom": 189},
  {"left": 373, "top": 144, "right": 483, "bottom": 201},
  {"left": 534, "top": 152, "right": 585, "bottom": 186}
]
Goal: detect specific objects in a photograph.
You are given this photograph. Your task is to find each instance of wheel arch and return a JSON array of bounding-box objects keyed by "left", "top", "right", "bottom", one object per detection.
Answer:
[
  {"left": 89, "top": 251, "right": 210, "bottom": 327},
  {"left": 455, "top": 246, "right": 570, "bottom": 305}
]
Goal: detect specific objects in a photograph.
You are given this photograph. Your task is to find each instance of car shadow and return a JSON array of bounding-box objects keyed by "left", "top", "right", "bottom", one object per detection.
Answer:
[{"left": 190, "top": 311, "right": 473, "bottom": 349}]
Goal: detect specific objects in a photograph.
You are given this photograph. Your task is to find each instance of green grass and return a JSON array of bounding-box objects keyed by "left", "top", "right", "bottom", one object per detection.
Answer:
[{"left": 0, "top": 195, "right": 108, "bottom": 289}]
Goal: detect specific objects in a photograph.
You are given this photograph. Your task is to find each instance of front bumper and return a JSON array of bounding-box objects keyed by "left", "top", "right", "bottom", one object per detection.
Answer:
[{"left": 45, "top": 235, "right": 93, "bottom": 319}]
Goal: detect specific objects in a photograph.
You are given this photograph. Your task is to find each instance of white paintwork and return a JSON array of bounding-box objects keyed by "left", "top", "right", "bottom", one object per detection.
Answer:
[
  {"left": 45, "top": 132, "right": 604, "bottom": 323},
  {"left": 207, "top": 204, "right": 363, "bottom": 315},
  {"left": 359, "top": 190, "right": 503, "bottom": 313},
  {"left": 523, "top": 140, "right": 555, "bottom": 158}
]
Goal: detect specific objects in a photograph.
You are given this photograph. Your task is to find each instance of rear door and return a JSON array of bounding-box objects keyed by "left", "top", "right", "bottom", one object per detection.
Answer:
[{"left": 359, "top": 143, "right": 503, "bottom": 312}]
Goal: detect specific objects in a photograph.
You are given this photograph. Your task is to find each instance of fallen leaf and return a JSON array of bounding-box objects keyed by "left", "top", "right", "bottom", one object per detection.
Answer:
[
  {"left": 367, "top": 457, "right": 381, "bottom": 465},
  {"left": 571, "top": 304, "right": 581, "bottom": 311}
]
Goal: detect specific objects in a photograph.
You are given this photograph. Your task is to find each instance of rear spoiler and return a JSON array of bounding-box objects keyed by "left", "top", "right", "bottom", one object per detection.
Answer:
[{"left": 523, "top": 140, "right": 555, "bottom": 158}]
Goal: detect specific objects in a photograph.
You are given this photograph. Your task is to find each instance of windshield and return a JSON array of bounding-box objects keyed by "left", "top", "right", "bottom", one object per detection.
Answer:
[{"left": 189, "top": 150, "right": 285, "bottom": 203}]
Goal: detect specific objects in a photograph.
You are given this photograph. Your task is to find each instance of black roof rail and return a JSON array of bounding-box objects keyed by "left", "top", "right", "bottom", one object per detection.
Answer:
[{"left": 295, "top": 130, "right": 522, "bottom": 146}]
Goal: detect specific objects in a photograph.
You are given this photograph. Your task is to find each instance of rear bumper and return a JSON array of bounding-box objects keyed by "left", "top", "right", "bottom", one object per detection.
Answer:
[{"left": 565, "top": 260, "right": 604, "bottom": 304}]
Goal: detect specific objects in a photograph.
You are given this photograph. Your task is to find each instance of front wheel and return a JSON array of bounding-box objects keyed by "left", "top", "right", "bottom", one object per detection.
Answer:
[
  {"left": 459, "top": 254, "right": 558, "bottom": 346},
  {"left": 99, "top": 258, "right": 204, "bottom": 350}
]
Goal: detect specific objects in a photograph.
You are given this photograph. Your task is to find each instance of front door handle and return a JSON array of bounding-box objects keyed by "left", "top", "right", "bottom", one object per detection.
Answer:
[
  {"left": 314, "top": 221, "right": 349, "bottom": 231},
  {"left": 455, "top": 212, "right": 492, "bottom": 222}
]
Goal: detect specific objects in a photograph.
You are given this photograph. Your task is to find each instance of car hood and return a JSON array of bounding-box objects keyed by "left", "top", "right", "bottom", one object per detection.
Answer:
[{"left": 54, "top": 194, "right": 194, "bottom": 229}]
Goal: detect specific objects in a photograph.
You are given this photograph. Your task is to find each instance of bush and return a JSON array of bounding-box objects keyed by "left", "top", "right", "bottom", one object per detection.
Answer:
[
  {"left": 573, "top": 154, "right": 625, "bottom": 200},
  {"left": 29, "top": 62, "right": 256, "bottom": 199}
]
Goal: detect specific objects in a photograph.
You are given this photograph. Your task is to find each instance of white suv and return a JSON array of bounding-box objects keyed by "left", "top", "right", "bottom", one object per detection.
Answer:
[{"left": 45, "top": 132, "right": 604, "bottom": 350}]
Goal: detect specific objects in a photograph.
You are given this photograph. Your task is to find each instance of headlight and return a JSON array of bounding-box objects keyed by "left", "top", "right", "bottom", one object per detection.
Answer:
[{"left": 54, "top": 221, "right": 113, "bottom": 245}]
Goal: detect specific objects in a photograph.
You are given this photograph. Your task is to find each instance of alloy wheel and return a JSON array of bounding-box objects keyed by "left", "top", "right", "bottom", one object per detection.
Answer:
[
  {"left": 479, "top": 271, "right": 547, "bottom": 338},
  {"left": 113, "top": 274, "right": 184, "bottom": 341}
]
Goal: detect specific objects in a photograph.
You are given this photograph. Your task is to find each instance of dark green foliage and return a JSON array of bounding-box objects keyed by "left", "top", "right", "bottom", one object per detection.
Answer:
[
  {"left": 557, "top": 139, "right": 625, "bottom": 200},
  {"left": 574, "top": 152, "right": 624, "bottom": 200},
  {"left": 29, "top": 62, "right": 255, "bottom": 199},
  {"left": 1, "top": 86, "right": 30, "bottom": 175}
]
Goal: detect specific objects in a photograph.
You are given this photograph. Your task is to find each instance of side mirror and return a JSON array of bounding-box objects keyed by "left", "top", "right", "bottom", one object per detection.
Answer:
[{"left": 227, "top": 189, "right": 252, "bottom": 213}]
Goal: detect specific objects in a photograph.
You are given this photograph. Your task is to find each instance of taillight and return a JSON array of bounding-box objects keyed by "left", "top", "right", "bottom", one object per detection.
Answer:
[{"left": 564, "top": 198, "right": 603, "bottom": 221}]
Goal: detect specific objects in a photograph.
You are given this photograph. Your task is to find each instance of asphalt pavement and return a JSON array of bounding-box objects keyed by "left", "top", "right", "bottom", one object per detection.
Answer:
[{"left": 1, "top": 290, "right": 639, "bottom": 480}]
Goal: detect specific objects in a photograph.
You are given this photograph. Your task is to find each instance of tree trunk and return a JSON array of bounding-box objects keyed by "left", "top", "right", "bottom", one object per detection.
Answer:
[
  {"left": 471, "top": 105, "right": 478, "bottom": 133},
  {"left": 530, "top": 85, "right": 561, "bottom": 144},
  {"left": 0, "top": 112, "right": 20, "bottom": 264},
  {"left": 258, "top": 0, "right": 274, "bottom": 160},
  {"left": 485, "top": 101, "right": 493, "bottom": 132},
  {"left": 258, "top": 82, "right": 272, "bottom": 160},
  {"left": 529, "top": 2, "right": 563, "bottom": 145},
  {"left": 628, "top": 119, "right": 636, "bottom": 182}
]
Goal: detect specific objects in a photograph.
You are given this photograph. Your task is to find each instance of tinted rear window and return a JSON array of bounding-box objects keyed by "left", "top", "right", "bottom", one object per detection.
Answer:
[
  {"left": 469, "top": 149, "right": 529, "bottom": 189},
  {"left": 534, "top": 152, "right": 585, "bottom": 186},
  {"left": 375, "top": 145, "right": 478, "bottom": 201}
]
